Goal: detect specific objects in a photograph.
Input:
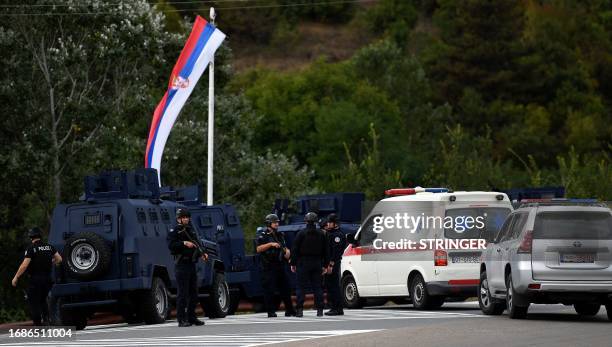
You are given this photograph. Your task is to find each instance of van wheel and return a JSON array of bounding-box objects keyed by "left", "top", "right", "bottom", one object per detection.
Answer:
[
  {"left": 505, "top": 273, "right": 528, "bottom": 319},
  {"left": 479, "top": 271, "right": 505, "bottom": 315},
  {"left": 410, "top": 274, "right": 444, "bottom": 310},
  {"left": 574, "top": 303, "right": 600, "bottom": 316},
  {"left": 139, "top": 277, "right": 169, "bottom": 324},
  {"left": 342, "top": 274, "right": 364, "bottom": 309},
  {"left": 63, "top": 232, "right": 111, "bottom": 281},
  {"left": 606, "top": 303, "right": 612, "bottom": 321},
  {"left": 202, "top": 273, "right": 230, "bottom": 318},
  {"left": 48, "top": 297, "right": 87, "bottom": 330}
]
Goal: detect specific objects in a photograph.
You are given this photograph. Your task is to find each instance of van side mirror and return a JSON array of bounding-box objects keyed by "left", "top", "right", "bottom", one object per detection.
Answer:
[{"left": 347, "top": 233, "right": 358, "bottom": 245}]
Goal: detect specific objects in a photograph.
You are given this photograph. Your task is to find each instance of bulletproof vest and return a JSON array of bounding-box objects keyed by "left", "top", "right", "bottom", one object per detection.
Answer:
[
  {"left": 175, "top": 224, "right": 202, "bottom": 262},
  {"left": 27, "top": 241, "right": 54, "bottom": 276},
  {"left": 299, "top": 228, "right": 324, "bottom": 256},
  {"left": 262, "top": 231, "right": 284, "bottom": 264}
]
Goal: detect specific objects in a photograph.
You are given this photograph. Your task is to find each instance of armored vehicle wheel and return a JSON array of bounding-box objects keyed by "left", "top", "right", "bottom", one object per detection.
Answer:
[
  {"left": 342, "top": 274, "right": 364, "bottom": 309},
  {"left": 139, "top": 277, "right": 169, "bottom": 324},
  {"left": 48, "top": 296, "right": 87, "bottom": 330},
  {"left": 606, "top": 303, "right": 612, "bottom": 321},
  {"left": 63, "top": 232, "right": 111, "bottom": 281},
  {"left": 202, "top": 273, "right": 230, "bottom": 318},
  {"left": 227, "top": 290, "right": 241, "bottom": 315}
]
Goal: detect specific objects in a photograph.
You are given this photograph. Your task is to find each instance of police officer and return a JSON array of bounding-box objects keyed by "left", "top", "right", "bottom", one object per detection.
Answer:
[
  {"left": 12, "top": 227, "right": 62, "bottom": 326},
  {"left": 323, "top": 214, "right": 346, "bottom": 316},
  {"left": 167, "top": 208, "right": 208, "bottom": 327},
  {"left": 256, "top": 214, "right": 295, "bottom": 318},
  {"left": 290, "top": 212, "right": 329, "bottom": 317}
]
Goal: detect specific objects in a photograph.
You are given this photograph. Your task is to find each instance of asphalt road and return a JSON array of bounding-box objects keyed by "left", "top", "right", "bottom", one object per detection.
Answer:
[{"left": 0, "top": 302, "right": 610, "bottom": 347}]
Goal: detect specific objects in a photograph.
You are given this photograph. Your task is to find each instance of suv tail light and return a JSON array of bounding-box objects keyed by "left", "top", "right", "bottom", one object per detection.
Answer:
[
  {"left": 434, "top": 249, "right": 448, "bottom": 266},
  {"left": 517, "top": 230, "right": 533, "bottom": 254}
]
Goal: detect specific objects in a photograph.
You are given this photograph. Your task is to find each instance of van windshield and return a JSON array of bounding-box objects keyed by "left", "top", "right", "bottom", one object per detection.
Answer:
[
  {"left": 534, "top": 211, "right": 612, "bottom": 240},
  {"left": 445, "top": 207, "right": 511, "bottom": 240}
]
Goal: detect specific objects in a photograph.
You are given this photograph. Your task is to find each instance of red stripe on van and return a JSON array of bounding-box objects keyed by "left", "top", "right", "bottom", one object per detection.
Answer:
[
  {"left": 343, "top": 244, "right": 371, "bottom": 256},
  {"left": 448, "top": 279, "right": 479, "bottom": 286}
]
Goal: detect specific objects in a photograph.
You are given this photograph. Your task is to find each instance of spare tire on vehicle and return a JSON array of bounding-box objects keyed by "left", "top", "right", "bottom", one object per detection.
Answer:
[{"left": 63, "top": 232, "right": 111, "bottom": 281}]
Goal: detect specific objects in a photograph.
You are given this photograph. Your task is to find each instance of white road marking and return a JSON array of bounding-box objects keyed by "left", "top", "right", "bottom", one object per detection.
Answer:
[
  {"left": 0, "top": 308, "right": 484, "bottom": 346},
  {"left": 0, "top": 330, "right": 378, "bottom": 347}
]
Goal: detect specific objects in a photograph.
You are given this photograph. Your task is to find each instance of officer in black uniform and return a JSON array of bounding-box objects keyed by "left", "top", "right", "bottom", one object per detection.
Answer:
[
  {"left": 290, "top": 212, "right": 329, "bottom": 317},
  {"left": 12, "top": 227, "right": 62, "bottom": 326},
  {"left": 256, "top": 214, "right": 295, "bottom": 318},
  {"left": 167, "top": 208, "right": 208, "bottom": 327},
  {"left": 323, "top": 213, "right": 346, "bottom": 316}
]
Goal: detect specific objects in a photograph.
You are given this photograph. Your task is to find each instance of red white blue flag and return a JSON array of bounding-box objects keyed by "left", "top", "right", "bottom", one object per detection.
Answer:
[{"left": 145, "top": 16, "right": 225, "bottom": 181}]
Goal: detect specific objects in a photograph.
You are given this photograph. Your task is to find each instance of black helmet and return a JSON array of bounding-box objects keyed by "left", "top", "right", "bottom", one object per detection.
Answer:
[
  {"left": 28, "top": 227, "right": 42, "bottom": 239},
  {"left": 265, "top": 214, "right": 280, "bottom": 226},
  {"left": 176, "top": 208, "right": 191, "bottom": 219},
  {"left": 304, "top": 212, "right": 318, "bottom": 224},
  {"left": 326, "top": 213, "right": 338, "bottom": 224}
]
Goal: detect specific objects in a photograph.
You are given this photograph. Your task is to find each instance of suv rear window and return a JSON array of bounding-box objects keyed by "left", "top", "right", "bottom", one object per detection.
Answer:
[
  {"left": 445, "top": 207, "right": 511, "bottom": 240},
  {"left": 534, "top": 211, "right": 612, "bottom": 240}
]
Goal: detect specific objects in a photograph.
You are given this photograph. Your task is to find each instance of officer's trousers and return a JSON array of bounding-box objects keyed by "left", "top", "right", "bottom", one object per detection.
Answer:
[
  {"left": 296, "top": 258, "right": 324, "bottom": 310},
  {"left": 27, "top": 275, "right": 52, "bottom": 325},
  {"left": 325, "top": 262, "right": 342, "bottom": 310},
  {"left": 261, "top": 263, "right": 294, "bottom": 314},
  {"left": 175, "top": 262, "right": 198, "bottom": 323}
]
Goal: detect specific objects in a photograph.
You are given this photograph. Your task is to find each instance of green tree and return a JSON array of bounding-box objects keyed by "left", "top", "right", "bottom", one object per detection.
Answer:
[{"left": 429, "top": 0, "right": 527, "bottom": 104}]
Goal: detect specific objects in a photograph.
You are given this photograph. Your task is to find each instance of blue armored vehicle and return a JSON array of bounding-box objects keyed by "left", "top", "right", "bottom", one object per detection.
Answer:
[
  {"left": 47, "top": 169, "right": 248, "bottom": 329},
  {"left": 235, "top": 193, "right": 365, "bottom": 306}
]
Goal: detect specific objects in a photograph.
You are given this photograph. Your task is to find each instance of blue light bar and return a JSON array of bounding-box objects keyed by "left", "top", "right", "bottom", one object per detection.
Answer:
[{"left": 423, "top": 188, "right": 449, "bottom": 193}]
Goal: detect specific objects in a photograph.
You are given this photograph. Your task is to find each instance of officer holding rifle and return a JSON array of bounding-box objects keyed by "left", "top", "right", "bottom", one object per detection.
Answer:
[
  {"left": 167, "top": 208, "right": 208, "bottom": 327},
  {"left": 256, "top": 214, "right": 296, "bottom": 318}
]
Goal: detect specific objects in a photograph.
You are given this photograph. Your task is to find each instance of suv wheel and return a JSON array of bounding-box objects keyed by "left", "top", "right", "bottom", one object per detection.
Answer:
[
  {"left": 479, "top": 271, "right": 505, "bottom": 315},
  {"left": 139, "top": 277, "right": 169, "bottom": 324},
  {"left": 63, "top": 232, "right": 111, "bottom": 281},
  {"left": 202, "top": 273, "right": 230, "bottom": 318},
  {"left": 574, "top": 303, "right": 600, "bottom": 316},
  {"left": 410, "top": 274, "right": 444, "bottom": 310},
  {"left": 505, "top": 273, "right": 528, "bottom": 319},
  {"left": 606, "top": 303, "right": 612, "bottom": 321},
  {"left": 342, "top": 274, "right": 364, "bottom": 309}
]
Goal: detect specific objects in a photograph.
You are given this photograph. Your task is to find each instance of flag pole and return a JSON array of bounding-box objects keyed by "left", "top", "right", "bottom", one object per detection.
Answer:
[{"left": 207, "top": 7, "right": 216, "bottom": 206}]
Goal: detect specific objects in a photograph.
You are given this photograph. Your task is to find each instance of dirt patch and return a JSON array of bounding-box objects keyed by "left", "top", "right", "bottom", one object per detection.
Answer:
[{"left": 231, "top": 21, "right": 375, "bottom": 72}]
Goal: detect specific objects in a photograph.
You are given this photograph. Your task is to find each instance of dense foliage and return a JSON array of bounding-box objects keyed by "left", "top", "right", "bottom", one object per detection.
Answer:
[{"left": 1, "top": 0, "right": 610, "bottom": 322}]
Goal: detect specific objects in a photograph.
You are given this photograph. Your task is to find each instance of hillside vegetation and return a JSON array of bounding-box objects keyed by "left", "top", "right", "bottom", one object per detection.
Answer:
[{"left": 0, "top": 0, "right": 610, "bottom": 322}]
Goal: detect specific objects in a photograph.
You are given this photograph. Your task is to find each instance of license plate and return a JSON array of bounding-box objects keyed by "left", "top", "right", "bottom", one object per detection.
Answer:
[
  {"left": 451, "top": 256, "right": 480, "bottom": 263},
  {"left": 560, "top": 253, "right": 595, "bottom": 263}
]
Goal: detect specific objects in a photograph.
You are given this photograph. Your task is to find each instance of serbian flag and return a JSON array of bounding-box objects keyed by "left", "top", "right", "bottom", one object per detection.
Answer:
[{"left": 145, "top": 16, "right": 225, "bottom": 182}]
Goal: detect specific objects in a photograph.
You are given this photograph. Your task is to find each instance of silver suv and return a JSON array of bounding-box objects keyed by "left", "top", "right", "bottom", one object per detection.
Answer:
[{"left": 478, "top": 201, "right": 612, "bottom": 320}]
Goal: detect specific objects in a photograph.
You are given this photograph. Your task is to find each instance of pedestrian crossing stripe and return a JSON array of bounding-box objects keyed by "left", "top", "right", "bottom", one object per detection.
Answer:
[
  {"left": 0, "top": 330, "right": 378, "bottom": 347},
  {"left": 0, "top": 307, "right": 485, "bottom": 346}
]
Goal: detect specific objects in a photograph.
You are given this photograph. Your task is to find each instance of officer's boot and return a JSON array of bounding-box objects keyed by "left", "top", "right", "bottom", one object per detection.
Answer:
[
  {"left": 189, "top": 318, "right": 205, "bottom": 326},
  {"left": 295, "top": 309, "right": 303, "bottom": 317},
  {"left": 317, "top": 309, "right": 324, "bottom": 317}
]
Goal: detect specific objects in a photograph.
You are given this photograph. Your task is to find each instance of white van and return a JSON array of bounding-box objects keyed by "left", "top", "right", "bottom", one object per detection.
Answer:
[{"left": 341, "top": 188, "right": 512, "bottom": 310}]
